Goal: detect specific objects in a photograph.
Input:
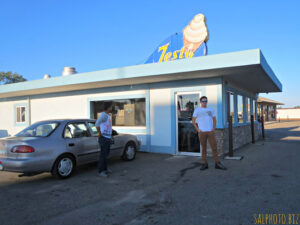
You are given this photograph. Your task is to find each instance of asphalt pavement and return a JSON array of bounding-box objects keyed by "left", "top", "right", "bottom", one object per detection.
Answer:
[{"left": 0, "top": 121, "right": 299, "bottom": 225}]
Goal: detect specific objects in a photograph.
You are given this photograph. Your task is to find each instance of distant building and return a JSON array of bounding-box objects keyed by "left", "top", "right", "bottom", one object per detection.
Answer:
[
  {"left": 277, "top": 108, "right": 300, "bottom": 121},
  {"left": 257, "top": 97, "right": 284, "bottom": 121}
]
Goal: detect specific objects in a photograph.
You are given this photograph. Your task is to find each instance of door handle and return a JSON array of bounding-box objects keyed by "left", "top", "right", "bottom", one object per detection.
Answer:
[{"left": 69, "top": 143, "right": 75, "bottom": 147}]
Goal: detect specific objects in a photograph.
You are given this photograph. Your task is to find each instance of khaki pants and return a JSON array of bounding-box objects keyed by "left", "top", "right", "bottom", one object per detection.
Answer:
[{"left": 199, "top": 131, "right": 220, "bottom": 163}]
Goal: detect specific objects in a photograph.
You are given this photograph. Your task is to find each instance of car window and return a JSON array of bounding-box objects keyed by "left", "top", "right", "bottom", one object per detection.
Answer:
[
  {"left": 16, "top": 122, "right": 59, "bottom": 137},
  {"left": 64, "top": 122, "right": 90, "bottom": 138},
  {"left": 87, "top": 122, "right": 98, "bottom": 137}
]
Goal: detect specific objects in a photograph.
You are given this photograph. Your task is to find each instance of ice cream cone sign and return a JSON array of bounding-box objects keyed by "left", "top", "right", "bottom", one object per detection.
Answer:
[
  {"left": 144, "top": 13, "right": 209, "bottom": 64},
  {"left": 183, "top": 14, "right": 209, "bottom": 53}
]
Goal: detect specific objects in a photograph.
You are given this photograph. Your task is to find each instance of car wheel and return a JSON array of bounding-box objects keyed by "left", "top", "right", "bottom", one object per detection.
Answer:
[
  {"left": 51, "top": 154, "right": 75, "bottom": 179},
  {"left": 122, "top": 142, "right": 136, "bottom": 161}
]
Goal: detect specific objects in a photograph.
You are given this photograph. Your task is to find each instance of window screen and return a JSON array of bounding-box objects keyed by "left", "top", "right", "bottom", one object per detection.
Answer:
[
  {"left": 237, "top": 95, "right": 244, "bottom": 123},
  {"left": 16, "top": 106, "right": 26, "bottom": 123}
]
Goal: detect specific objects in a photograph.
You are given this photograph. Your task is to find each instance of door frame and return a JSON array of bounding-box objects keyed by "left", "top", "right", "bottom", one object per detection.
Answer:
[{"left": 175, "top": 91, "right": 202, "bottom": 156}]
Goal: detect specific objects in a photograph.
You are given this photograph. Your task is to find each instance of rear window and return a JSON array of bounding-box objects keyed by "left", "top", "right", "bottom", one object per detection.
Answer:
[{"left": 16, "top": 122, "right": 59, "bottom": 137}]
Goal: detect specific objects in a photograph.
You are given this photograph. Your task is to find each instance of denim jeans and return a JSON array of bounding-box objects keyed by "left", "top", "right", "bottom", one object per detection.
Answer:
[{"left": 98, "top": 136, "right": 111, "bottom": 173}]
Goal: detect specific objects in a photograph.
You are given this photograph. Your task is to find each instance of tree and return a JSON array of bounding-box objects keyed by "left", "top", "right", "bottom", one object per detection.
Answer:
[
  {"left": 294, "top": 106, "right": 300, "bottom": 108},
  {"left": 0, "top": 71, "right": 26, "bottom": 85}
]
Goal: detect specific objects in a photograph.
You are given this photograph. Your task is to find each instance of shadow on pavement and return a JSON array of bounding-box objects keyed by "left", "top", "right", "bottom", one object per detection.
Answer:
[{"left": 265, "top": 121, "right": 300, "bottom": 143}]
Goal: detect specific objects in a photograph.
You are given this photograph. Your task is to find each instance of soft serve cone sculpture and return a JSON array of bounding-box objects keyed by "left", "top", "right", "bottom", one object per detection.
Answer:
[{"left": 183, "top": 14, "right": 209, "bottom": 53}]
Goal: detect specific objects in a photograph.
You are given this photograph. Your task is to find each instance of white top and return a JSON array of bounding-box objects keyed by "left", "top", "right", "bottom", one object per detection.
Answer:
[
  {"left": 192, "top": 107, "right": 216, "bottom": 132},
  {"left": 95, "top": 112, "right": 112, "bottom": 138}
]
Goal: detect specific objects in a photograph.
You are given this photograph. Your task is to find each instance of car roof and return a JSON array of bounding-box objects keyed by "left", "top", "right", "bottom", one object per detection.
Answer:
[{"left": 35, "top": 119, "right": 96, "bottom": 123}]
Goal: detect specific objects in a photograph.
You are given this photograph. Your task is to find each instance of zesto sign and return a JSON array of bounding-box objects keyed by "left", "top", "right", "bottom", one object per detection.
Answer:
[{"left": 145, "top": 14, "right": 209, "bottom": 64}]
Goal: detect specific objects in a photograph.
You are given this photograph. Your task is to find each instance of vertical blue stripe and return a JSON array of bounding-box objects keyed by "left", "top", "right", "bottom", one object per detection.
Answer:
[
  {"left": 145, "top": 90, "right": 151, "bottom": 152},
  {"left": 217, "top": 84, "right": 224, "bottom": 129},
  {"left": 234, "top": 94, "right": 238, "bottom": 125}
]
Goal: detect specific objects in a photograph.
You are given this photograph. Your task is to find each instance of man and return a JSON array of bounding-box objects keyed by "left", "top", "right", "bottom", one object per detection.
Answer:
[
  {"left": 192, "top": 96, "right": 227, "bottom": 170},
  {"left": 96, "top": 102, "right": 113, "bottom": 177}
]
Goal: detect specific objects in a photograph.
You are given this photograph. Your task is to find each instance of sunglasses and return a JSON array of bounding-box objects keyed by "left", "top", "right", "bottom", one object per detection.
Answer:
[{"left": 201, "top": 100, "right": 208, "bottom": 103}]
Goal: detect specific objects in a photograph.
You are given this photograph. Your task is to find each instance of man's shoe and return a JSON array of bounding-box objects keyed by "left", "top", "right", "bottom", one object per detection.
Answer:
[
  {"left": 97, "top": 171, "right": 108, "bottom": 177},
  {"left": 215, "top": 162, "right": 227, "bottom": 170},
  {"left": 200, "top": 163, "right": 208, "bottom": 170},
  {"left": 105, "top": 168, "right": 112, "bottom": 174}
]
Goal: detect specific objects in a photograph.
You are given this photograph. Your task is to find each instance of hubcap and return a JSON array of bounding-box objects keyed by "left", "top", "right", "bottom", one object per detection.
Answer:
[
  {"left": 58, "top": 158, "right": 73, "bottom": 176},
  {"left": 126, "top": 146, "right": 135, "bottom": 159}
]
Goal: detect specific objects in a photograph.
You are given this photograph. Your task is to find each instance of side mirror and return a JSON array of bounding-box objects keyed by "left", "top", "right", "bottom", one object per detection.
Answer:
[{"left": 112, "top": 130, "right": 118, "bottom": 136}]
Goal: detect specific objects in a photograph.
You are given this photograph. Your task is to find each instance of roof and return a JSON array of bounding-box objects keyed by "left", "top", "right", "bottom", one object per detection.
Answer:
[
  {"left": 257, "top": 96, "right": 284, "bottom": 105},
  {"left": 35, "top": 119, "right": 96, "bottom": 123},
  {"left": 0, "top": 49, "right": 282, "bottom": 98}
]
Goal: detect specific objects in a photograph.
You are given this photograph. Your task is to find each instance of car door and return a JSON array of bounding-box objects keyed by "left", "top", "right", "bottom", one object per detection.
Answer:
[
  {"left": 87, "top": 121, "right": 123, "bottom": 158},
  {"left": 63, "top": 122, "right": 98, "bottom": 165},
  {"left": 86, "top": 121, "right": 101, "bottom": 161},
  {"left": 110, "top": 130, "right": 125, "bottom": 157}
]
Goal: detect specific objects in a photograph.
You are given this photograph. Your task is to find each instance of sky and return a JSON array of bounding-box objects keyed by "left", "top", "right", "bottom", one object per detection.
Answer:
[{"left": 0, "top": 0, "right": 299, "bottom": 107}]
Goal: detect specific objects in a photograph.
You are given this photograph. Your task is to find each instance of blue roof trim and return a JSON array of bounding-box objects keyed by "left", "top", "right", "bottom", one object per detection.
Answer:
[
  {"left": 259, "top": 51, "right": 283, "bottom": 92},
  {"left": 0, "top": 49, "right": 280, "bottom": 96}
]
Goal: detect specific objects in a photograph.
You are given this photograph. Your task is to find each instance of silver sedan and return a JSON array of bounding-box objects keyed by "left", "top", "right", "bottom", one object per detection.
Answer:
[{"left": 0, "top": 119, "right": 141, "bottom": 179}]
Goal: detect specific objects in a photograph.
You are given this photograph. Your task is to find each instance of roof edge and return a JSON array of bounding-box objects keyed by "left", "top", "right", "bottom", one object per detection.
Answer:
[
  {"left": 259, "top": 51, "right": 282, "bottom": 92},
  {"left": 0, "top": 49, "right": 265, "bottom": 98}
]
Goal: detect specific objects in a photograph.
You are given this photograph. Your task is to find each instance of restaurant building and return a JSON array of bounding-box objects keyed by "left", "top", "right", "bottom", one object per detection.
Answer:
[
  {"left": 257, "top": 96, "right": 284, "bottom": 121},
  {"left": 0, "top": 14, "right": 282, "bottom": 156}
]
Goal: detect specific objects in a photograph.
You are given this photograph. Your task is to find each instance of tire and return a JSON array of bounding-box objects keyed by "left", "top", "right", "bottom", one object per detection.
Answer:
[
  {"left": 51, "top": 154, "right": 75, "bottom": 179},
  {"left": 122, "top": 142, "right": 136, "bottom": 161}
]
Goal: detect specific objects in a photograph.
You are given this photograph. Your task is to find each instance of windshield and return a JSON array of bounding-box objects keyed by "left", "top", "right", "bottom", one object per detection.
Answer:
[{"left": 16, "top": 122, "right": 60, "bottom": 137}]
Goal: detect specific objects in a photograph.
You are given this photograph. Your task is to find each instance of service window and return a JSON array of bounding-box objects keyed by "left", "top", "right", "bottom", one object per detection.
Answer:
[
  {"left": 92, "top": 98, "right": 146, "bottom": 127},
  {"left": 64, "top": 122, "right": 90, "bottom": 138},
  {"left": 16, "top": 106, "right": 26, "bottom": 123}
]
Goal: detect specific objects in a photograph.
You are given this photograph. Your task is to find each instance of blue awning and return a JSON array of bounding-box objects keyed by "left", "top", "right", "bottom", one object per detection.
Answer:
[{"left": 0, "top": 49, "right": 282, "bottom": 98}]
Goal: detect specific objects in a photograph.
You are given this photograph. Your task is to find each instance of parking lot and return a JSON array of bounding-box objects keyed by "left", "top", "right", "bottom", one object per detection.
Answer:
[{"left": 0, "top": 121, "right": 299, "bottom": 225}]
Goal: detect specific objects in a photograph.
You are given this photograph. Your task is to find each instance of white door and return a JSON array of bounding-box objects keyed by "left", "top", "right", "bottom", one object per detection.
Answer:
[{"left": 175, "top": 92, "right": 202, "bottom": 156}]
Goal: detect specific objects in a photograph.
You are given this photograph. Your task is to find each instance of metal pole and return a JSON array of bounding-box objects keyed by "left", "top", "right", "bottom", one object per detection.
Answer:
[
  {"left": 251, "top": 115, "right": 255, "bottom": 144},
  {"left": 261, "top": 116, "right": 265, "bottom": 140},
  {"left": 228, "top": 115, "right": 233, "bottom": 157}
]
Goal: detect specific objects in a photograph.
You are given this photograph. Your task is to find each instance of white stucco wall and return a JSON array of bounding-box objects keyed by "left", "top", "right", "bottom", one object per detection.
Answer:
[
  {"left": 0, "top": 82, "right": 222, "bottom": 155},
  {"left": 0, "top": 100, "right": 28, "bottom": 136},
  {"left": 31, "top": 95, "right": 88, "bottom": 123},
  {"left": 205, "top": 84, "right": 219, "bottom": 116},
  {"left": 150, "top": 88, "right": 171, "bottom": 147},
  {"left": 30, "top": 90, "right": 147, "bottom": 123},
  {"left": 0, "top": 90, "right": 147, "bottom": 137},
  {"left": 277, "top": 108, "right": 300, "bottom": 120}
]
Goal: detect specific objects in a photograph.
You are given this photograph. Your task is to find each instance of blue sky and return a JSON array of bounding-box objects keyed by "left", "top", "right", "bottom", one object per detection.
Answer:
[{"left": 0, "top": 0, "right": 299, "bottom": 107}]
